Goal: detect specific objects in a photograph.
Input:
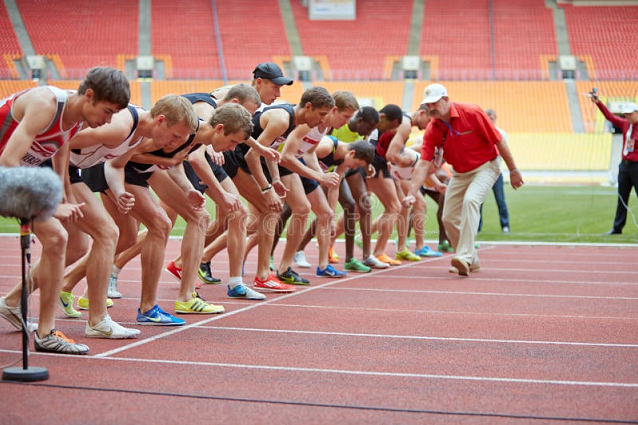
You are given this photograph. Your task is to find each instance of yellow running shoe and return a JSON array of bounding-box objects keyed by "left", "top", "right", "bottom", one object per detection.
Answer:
[
  {"left": 376, "top": 253, "right": 402, "bottom": 266},
  {"left": 395, "top": 249, "right": 421, "bottom": 261},
  {"left": 175, "top": 292, "right": 224, "bottom": 314},
  {"left": 59, "top": 291, "right": 81, "bottom": 318},
  {"left": 77, "top": 296, "right": 114, "bottom": 310}
]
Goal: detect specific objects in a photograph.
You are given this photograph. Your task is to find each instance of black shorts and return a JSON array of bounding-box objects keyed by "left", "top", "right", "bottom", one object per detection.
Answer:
[
  {"left": 81, "top": 163, "right": 153, "bottom": 193},
  {"left": 69, "top": 165, "right": 84, "bottom": 185},
  {"left": 345, "top": 166, "right": 365, "bottom": 179},
  {"left": 369, "top": 153, "right": 390, "bottom": 179},
  {"left": 299, "top": 175, "right": 319, "bottom": 194},
  {"left": 184, "top": 157, "right": 228, "bottom": 194},
  {"left": 222, "top": 149, "right": 250, "bottom": 179}
]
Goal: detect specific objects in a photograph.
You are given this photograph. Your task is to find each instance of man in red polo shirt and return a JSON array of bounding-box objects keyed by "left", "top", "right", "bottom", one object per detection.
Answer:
[{"left": 403, "top": 84, "right": 524, "bottom": 276}]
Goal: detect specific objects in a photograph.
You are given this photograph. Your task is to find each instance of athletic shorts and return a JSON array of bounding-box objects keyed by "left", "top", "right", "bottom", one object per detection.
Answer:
[
  {"left": 68, "top": 165, "right": 84, "bottom": 185},
  {"left": 222, "top": 149, "right": 251, "bottom": 179},
  {"left": 369, "top": 153, "right": 390, "bottom": 179},
  {"left": 81, "top": 163, "right": 154, "bottom": 193},
  {"left": 184, "top": 157, "right": 228, "bottom": 194}
]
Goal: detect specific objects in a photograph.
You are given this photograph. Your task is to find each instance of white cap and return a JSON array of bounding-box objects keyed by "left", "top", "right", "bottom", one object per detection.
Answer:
[
  {"left": 421, "top": 83, "right": 448, "bottom": 104},
  {"left": 621, "top": 102, "right": 638, "bottom": 114}
]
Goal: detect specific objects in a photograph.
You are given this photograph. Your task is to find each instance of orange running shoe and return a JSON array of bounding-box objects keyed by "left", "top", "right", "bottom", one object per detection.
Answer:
[
  {"left": 328, "top": 246, "right": 339, "bottom": 263},
  {"left": 166, "top": 261, "right": 201, "bottom": 289},
  {"left": 376, "top": 253, "right": 402, "bottom": 266}
]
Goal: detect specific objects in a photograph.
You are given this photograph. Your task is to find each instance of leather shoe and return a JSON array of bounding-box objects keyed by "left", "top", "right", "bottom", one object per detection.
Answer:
[{"left": 603, "top": 229, "right": 621, "bottom": 235}]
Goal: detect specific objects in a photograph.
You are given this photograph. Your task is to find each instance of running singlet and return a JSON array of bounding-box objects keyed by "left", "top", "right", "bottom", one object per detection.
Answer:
[
  {"left": 70, "top": 105, "right": 142, "bottom": 169},
  {"left": 294, "top": 125, "right": 328, "bottom": 158},
  {"left": 317, "top": 136, "right": 341, "bottom": 172},
  {"left": 0, "top": 86, "right": 83, "bottom": 166}
]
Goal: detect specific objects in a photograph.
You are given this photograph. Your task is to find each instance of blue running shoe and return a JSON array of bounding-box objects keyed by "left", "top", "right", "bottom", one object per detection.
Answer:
[
  {"left": 136, "top": 304, "right": 185, "bottom": 326},
  {"left": 415, "top": 246, "right": 443, "bottom": 257},
  {"left": 316, "top": 264, "right": 347, "bottom": 278},
  {"left": 227, "top": 284, "right": 266, "bottom": 300}
]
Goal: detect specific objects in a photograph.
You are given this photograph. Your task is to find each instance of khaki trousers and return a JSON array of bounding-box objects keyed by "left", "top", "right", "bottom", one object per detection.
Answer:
[{"left": 442, "top": 159, "right": 500, "bottom": 264}]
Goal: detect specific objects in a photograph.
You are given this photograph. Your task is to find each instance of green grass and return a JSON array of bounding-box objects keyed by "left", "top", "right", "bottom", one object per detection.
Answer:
[{"left": 2, "top": 185, "right": 636, "bottom": 245}]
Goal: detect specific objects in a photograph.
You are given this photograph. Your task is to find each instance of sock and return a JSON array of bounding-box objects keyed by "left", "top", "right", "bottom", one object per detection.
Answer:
[
  {"left": 111, "top": 265, "right": 121, "bottom": 278},
  {"left": 228, "top": 276, "right": 242, "bottom": 289}
]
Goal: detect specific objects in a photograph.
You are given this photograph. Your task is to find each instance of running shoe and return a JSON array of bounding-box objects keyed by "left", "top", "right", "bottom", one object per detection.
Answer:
[
  {"left": 344, "top": 258, "right": 371, "bottom": 273},
  {"left": 450, "top": 257, "right": 470, "bottom": 276},
  {"left": 166, "top": 260, "right": 201, "bottom": 288},
  {"left": 449, "top": 261, "right": 481, "bottom": 274},
  {"left": 395, "top": 249, "right": 421, "bottom": 261},
  {"left": 293, "top": 251, "right": 312, "bottom": 268},
  {"left": 437, "top": 240, "right": 454, "bottom": 253},
  {"left": 277, "top": 267, "right": 311, "bottom": 285},
  {"left": 0, "top": 296, "right": 23, "bottom": 330},
  {"left": 85, "top": 315, "right": 140, "bottom": 338},
  {"left": 107, "top": 273, "right": 122, "bottom": 299},
  {"left": 363, "top": 255, "right": 389, "bottom": 269},
  {"left": 137, "top": 304, "right": 185, "bottom": 326},
  {"left": 175, "top": 292, "right": 224, "bottom": 314},
  {"left": 253, "top": 274, "right": 297, "bottom": 293},
  {"left": 414, "top": 246, "right": 443, "bottom": 257},
  {"left": 77, "top": 296, "right": 114, "bottom": 310},
  {"left": 33, "top": 329, "right": 89, "bottom": 355},
  {"left": 328, "top": 246, "right": 339, "bottom": 263},
  {"left": 376, "top": 253, "right": 401, "bottom": 266},
  {"left": 227, "top": 284, "right": 266, "bottom": 300},
  {"left": 316, "top": 265, "right": 347, "bottom": 278},
  {"left": 198, "top": 261, "right": 221, "bottom": 284},
  {"left": 59, "top": 291, "right": 81, "bottom": 318}
]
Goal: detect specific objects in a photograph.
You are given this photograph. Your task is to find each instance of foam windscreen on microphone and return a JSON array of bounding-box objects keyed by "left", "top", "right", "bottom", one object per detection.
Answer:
[{"left": 0, "top": 166, "right": 63, "bottom": 220}]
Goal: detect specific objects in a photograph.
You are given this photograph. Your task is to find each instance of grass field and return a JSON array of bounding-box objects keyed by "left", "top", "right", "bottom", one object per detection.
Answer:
[{"left": 1, "top": 185, "right": 637, "bottom": 245}]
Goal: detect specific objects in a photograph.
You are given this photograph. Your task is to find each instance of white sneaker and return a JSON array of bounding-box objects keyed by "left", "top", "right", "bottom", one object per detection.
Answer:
[
  {"left": 363, "top": 255, "right": 390, "bottom": 269},
  {"left": 85, "top": 315, "right": 140, "bottom": 339},
  {"left": 0, "top": 296, "right": 22, "bottom": 330},
  {"left": 293, "top": 251, "right": 312, "bottom": 268},
  {"left": 107, "top": 273, "right": 122, "bottom": 299}
]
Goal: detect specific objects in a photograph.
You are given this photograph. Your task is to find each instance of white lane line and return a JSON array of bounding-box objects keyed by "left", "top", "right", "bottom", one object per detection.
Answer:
[
  {"left": 195, "top": 326, "right": 638, "bottom": 348},
  {"left": 265, "top": 303, "right": 638, "bottom": 321},
  {"left": 360, "top": 274, "right": 638, "bottom": 286},
  {"left": 319, "top": 287, "right": 638, "bottom": 301},
  {"left": 2, "top": 350, "right": 634, "bottom": 389}
]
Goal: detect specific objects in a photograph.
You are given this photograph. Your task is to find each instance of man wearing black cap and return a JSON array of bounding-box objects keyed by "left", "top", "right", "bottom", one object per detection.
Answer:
[{"left": 211, "top": 62, "right": 293, "bottom": 107}]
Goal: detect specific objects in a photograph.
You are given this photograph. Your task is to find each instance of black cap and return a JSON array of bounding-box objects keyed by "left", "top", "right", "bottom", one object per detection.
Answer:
[{"left": 252, "top": 62, "right": 293, "bottom": 86}]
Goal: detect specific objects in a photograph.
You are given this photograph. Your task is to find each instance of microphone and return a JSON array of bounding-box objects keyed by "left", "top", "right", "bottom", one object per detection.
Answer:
[{"left": 0, "top": 166, "right": 63, "bottom": 221}]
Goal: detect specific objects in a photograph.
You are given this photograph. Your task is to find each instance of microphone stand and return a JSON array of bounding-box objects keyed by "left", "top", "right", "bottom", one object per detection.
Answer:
[{"left": 2, "top": 218, "right": 49, "bottom": 382}]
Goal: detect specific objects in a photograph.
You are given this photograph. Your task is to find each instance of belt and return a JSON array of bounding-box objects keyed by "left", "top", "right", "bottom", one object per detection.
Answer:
[{"left": 621, "top": 159, "right": 637, "bottom": 165}]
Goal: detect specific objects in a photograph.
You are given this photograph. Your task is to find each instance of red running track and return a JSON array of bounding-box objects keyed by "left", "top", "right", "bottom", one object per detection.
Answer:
[{"left": 0, "top": 236, "right": 637, "bottom": 423}]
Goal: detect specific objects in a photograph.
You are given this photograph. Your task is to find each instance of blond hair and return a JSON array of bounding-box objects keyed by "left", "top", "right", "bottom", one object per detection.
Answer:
[
  {"left": 209, "top": 103, "right": 254, "bottom": 140},
  {"left": 150, "top": 95, "right": 198, "bottom": 133}
]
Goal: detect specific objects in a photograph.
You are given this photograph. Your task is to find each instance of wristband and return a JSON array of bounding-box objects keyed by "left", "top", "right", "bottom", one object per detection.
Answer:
[{"left": 261, "top": 184, "right": 272, "bottom": 193}]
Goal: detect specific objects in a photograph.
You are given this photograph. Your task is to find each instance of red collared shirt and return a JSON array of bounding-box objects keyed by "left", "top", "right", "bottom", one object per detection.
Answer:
[
  {"left": 595, "top": 101, "right": 638, "bottom": 162},
  {"left": 421, "top": 103, "right": 501, "bottom": 173}
]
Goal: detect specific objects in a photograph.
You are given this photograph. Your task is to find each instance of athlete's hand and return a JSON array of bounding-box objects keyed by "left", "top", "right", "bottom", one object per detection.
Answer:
[
  {"left": 320, "top": 172, "right": 340, "bottom": 188},
  {"left": 264, "top": 189, "right": 283, "bottom": 213},
  {"left": 272, "top": 179, "right": 289, "bottom": 198},
  {"left": 187, "top": 189, "right": 206, "bottom": 211},
  {"left": 402, "top": 195, "right": 416, "bottom": 208},
  {"left": 220, "top": 191, "right": 242, "bottom": 213},
  {"left": 54, "top": 202, "right": 86, "bottom": 223},
  {"left": 210, "top": 151, "right": 225, "bottom": 166},
  {"left": 259, "top": 146, "right": 281, "bottom": 163},
  {"left": 116, "top": 191, "right": 135, "bottom": 214}
]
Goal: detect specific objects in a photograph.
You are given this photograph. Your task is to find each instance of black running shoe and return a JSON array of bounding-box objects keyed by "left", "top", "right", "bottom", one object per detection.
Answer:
[{"left": 198, "top": 262, "right": 221, "bottom": 284}]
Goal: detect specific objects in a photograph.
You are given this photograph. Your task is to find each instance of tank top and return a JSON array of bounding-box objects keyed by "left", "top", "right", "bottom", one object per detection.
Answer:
[
  {"left": 70, "top": 105, "right": 142, "bottom": 169},
  {"left": 376, "top": 112, "right": 411, "bottom": 159},
  {"left": 127, "top": 119, "right": 201, "bottom": 175},
  {"left": 0, "top": 86, "right": 83, "bottom": 166},
  {"left": 317, "top": 136, "right": 341, "bottom": 172}
]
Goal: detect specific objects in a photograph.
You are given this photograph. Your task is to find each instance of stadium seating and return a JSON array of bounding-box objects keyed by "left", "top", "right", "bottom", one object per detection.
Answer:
[
  {"left": 215, "top": 0, "right": 291, "bottom": 80},
  {"left": 492, "top": 0, "right": 557, "bottom": 80},
  {"left": 562, "top": 4, "right": 638, "bottom": 80},
  {"left": 0, "top": 80, "right": 37, "bottom": 98},
  {"left": 0, "top": 2, "right": 22, "bottom": 79},
  {"left": 290, "top": 0, "right": 412, "bottom": 80},
  {"left": 16, "top": 0, "right": 138, "bottom": 78},
  {"left": 412, "top": 81, "right": 572, "bottom": 133}
]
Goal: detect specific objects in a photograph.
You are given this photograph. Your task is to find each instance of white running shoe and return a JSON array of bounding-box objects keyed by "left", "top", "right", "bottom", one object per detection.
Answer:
[
  {"left": 363, "top": 255, "right": 390, "bottom": 269},
  {"left": 293, "top": 251, "right": 312, "bottom": 268},
  {"left": 85, "top": 315, "right": 140, "bottom": 339},
  {"left": 0, "top": 296, "right": 22, "bottom": 330},
  {"left": 107, "top": 273, "right": 122, "bottom": 299}
]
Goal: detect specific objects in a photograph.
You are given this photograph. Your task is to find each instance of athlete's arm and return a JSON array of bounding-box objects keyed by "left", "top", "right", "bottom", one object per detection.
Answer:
[{"left": 385, "top": 117, "right": 413, "bottom": 167}]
